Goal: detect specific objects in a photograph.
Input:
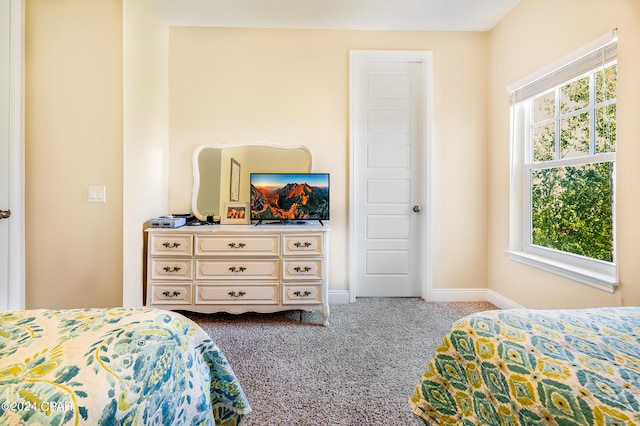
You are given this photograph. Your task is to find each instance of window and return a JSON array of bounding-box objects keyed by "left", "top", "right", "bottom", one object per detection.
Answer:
[{"left": 507, "top": 32, "right": 618, "bottom": 292}]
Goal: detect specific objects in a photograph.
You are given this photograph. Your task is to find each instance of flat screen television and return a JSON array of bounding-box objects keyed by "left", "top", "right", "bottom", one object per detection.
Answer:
[{"left": 250, "top": 173, "right": 330, "bottom": 225}]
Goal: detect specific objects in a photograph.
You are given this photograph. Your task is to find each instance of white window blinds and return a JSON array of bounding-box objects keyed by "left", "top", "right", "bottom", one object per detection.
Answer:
[{"left": 509, "top": 30, "right": 617, "bottom": 103}]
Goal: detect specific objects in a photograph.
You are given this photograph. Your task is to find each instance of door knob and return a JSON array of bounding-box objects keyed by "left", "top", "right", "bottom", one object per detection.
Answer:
[
  {"left": 0, "top": 209, "right": 10, "bottom": 219},
  {"left": 412, "top": 205, "right": 421, "bottom": 213}
]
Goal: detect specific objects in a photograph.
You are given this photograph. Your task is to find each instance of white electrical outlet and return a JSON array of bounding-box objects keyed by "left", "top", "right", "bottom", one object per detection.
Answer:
[{"left": 88, "top": 186, "right": 106, "bottom": 203}]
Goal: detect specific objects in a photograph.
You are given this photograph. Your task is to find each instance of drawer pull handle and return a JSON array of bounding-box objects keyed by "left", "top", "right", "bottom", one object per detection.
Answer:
[
  {"left": 162, "top": 242, "right": 181, "bottom": 249},
  {"left": 294, "top": 241, "right": 312, "bottom": 248},
  {"left": 293, "top": 290, "right": 312, "bottom": 297},
  {"left": 162, "top": 291, "right": 181, "bottom": 298},
  {"left": 294, "top": 266, "right": 312, "bottom": 273},
  {"left": 163, "top": 266, "right": 182, "bottom": 273},
  {"left": 228, "top": 242, "right": 247, "bottom": 249},
  {"left": 228, "top": 291, "right": 246, "bottom": 298},
  {"left": 229, "top": 266, "right": 247, "bottom": 273}
]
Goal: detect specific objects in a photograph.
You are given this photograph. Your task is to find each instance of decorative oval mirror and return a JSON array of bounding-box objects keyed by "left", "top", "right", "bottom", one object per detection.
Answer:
[{"left": 191, "top": 142, "right": 314, "bottom": 221}]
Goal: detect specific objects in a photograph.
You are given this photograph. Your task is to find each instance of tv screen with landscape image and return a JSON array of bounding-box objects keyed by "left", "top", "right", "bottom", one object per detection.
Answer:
[{"left": 250, "top": 173, "right": 330, "bottom": 224}]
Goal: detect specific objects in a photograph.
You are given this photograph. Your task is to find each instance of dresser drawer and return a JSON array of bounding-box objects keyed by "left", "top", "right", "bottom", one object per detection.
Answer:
[
  {"left": 149, "top": 234, "right": 193, "bottom": 256},
  {"left": 195, "top": 235, "right": 280, "bottom": 256},
  {"left": 282, "top": 284, "right": 322, "bottom": 305},
  {"left": 150, "top": 258, "right": 193, "bottom": 280},
  {"left": 196, "top": 259, "right": 279, "bottom": 280},
  {"left": 282, "top": 258, "right": 323, "bottom": 280},
  {"left": 150, "top": 284, "right": 192, "bottom": 304},
  {"left": 282, "top": 234, "right": 323, "bottom": 256},
  {"left": 196, "top": 284, "right": 278, "bottom": 304}
]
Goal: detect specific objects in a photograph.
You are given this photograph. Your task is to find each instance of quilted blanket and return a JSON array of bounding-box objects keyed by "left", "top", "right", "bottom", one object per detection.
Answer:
[
  {"left": 0, "top": 307, "right": 251, "bottom": 425},
  {"left": 410, "top": 307, "right": 640, "bottom": 425}
]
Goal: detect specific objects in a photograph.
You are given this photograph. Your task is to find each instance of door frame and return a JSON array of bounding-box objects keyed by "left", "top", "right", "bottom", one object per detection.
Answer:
[
  {"left": 348, "top": 50, "right": 433, "bottom": 303},
  {"left": 3, "top": 0, "right": 24, "bottom": 310}
]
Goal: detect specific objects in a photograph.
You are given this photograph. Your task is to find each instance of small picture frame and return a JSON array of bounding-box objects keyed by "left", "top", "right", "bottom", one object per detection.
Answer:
[{"left": 221, "top": 202, "right": 250, "bottom": 225}]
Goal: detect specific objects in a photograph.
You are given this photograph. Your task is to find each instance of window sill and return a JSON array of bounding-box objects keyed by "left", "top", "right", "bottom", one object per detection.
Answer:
[{"left": 505, "top": 250, "right": 618, "bottom": 293}]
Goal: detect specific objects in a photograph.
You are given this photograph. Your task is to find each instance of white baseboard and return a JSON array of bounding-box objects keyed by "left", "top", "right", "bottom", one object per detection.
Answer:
[
  {"left": 328, "top": 290, "right": 350, "bottom": 304},
  {"left": 429, "top": 288, "right": 522, "bottom": 310},
  {"left": 429, "top": 288, "right": 487, "bottom": 302},
  {"left": 486, "top": 290, "right": 523, "bottom": 310},
  {"left": 330, "top": 288, "right": 522, "bottom": 310}
]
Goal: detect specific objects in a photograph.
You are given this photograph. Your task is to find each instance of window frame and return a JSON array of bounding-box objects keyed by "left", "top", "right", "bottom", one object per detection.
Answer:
[{"left": 506, "top": 34, "right": 618, "bottom": 293}]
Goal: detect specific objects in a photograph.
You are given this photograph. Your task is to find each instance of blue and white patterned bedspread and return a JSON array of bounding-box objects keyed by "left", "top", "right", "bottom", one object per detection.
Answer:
[
  {"left": 410, "top": 307, "right": 640, "bottom": 425},
  {"left": 0, "top": 307, "right": 251, "bottom": 425}
]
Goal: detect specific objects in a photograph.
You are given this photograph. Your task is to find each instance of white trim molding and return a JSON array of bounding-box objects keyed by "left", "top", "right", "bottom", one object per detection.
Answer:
[
  {"left": 6, "top": 0, "right": 25, "bottom": 310},
  {"left": 486, "top": 290, "right": 523, "bottom": 310},
  {"left": 429, "top": 288, "right": 523, "bottom": 310},
  {"left": 506, "top": 250, "right": 618, "bottom": 293},
  {"left": 328, "top": 290, "right": 350, "bottom": 305},
  {"left": 428, "top": 288, "right": 488, "bottom": 303},
  {"left": 336, "top": 288, "right": 522, "bottom": 310}
]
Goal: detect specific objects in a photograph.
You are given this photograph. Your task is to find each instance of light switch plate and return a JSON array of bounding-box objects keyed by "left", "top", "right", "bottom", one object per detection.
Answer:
[{"left": 88, "top": 186, "right": 106, "bottom": 203}]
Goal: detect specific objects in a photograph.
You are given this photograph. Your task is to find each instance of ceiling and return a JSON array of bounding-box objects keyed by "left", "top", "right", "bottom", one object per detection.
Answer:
[{"left": 148, "top": 0, "right": 523, "bottom": 32}]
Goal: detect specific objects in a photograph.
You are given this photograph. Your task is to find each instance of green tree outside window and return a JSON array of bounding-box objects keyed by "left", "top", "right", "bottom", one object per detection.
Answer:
[{"left": 529, "top": 64, "right": 616, "bottom": 262}]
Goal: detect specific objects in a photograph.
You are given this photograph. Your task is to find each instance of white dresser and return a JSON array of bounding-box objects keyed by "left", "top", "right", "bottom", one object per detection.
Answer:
[{"left": 145, "top": 224, "right": 330, "bottom": 325}]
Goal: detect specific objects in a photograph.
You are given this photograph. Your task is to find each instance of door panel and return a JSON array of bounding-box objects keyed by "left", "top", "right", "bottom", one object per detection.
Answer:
[
  {"left": 366, "top": 250, "right": 410, "bottom": 275},
  {"left": 367, "top": 109, "right": 411, "bottom": 133},
  {"left": 352, "top": 58, "right": 424, "bottom": 297},
  {"left": 367, "top": 178, "right": 411, "bottom": 204},
  {"left": 1, "top": 0, "right": 23, "bottom": 310},
  {"left": 366, "top": 215, "right": 410, "bottom": 240},
  {"left": 367, "top": 144, "right": 410, "bottom": 168}
]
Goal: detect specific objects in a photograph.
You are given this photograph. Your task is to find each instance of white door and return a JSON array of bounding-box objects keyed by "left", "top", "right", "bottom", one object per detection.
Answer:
[
  {"left": 1, "top": 0, "right": 24, "bottom": 310},
  {"left": 0, "top": 0, "right": 11, "bottom": 309},
  {"left": 350, "top": 51, "right": 430, "bottom": 298}
]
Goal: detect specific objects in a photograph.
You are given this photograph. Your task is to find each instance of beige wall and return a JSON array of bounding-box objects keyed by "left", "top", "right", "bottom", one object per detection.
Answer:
[
  {"left": 25, "top": 0, "right": 123, "bottom": 308},
  {"left": 122, "top": 0, "right": 169, "bottom": 307},
  {"left": 487, "top": 0, "right": 640, "bottom": 308},
  {"left": 167, "top": 28, "right": 490, "bottom": 292},
  {"left": 29, "top": 0, "right": 637, "bottom": 309},
  {"left": 25, "top": 2, "right": 491, "bottom": 308}
]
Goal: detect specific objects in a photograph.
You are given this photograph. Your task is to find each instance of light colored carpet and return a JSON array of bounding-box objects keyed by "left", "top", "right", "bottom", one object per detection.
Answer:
[{"left": 182, "top": 298, "right": 497, "bottom": 426}]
